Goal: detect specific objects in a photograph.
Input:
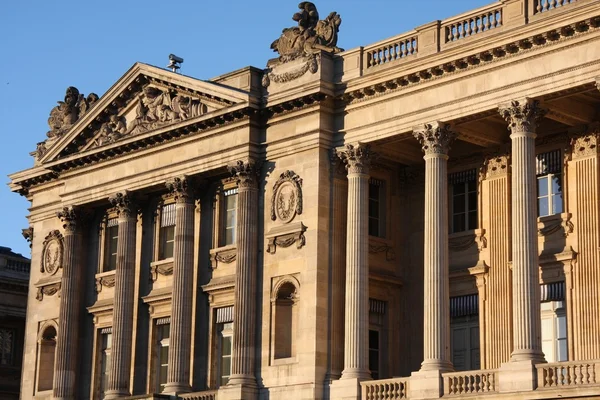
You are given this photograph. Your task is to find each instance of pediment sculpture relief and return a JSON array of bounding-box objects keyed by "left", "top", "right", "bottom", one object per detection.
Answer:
[{"left": 263, "top": 2, "right": 342, "bottom": 86}]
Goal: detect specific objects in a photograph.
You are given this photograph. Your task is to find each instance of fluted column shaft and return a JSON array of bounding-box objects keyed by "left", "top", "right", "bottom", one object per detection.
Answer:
[
  {"left": 105, "top": 193, "right": 137, "bottom": 399},
  {"left": 413, "top": 122, "right": 456, "bottom": 372},
  {"left": 228, "top": 161, "right": 259, "bottom": 386},
  {"left": 337, "top": 143, "right": 373, "bottom": 381},
  {"left": 165, "top": 177, "right": 195, "bottom": 393},
  {"left": 499, "top": 99, "right": 546, "bottom": 363},
  {"left": 53, "top": 207, "right": 85, "bottom": 400}
]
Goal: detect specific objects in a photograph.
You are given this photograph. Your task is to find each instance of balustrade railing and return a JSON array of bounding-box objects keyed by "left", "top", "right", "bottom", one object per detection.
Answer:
[
  {"left": 361, "top": 377, "right": 409, "bottom": 399},
  {"left": 443, "top": 370, "right": 498, "bottom": 395},
  {"left": 442, "top": 4, "right": 503, "bottom": 44},
  {"left": 179, "top": 390, "right": 218, "bottom": 400},
  {"left": 537, "top": 361, "right": 600, "bottom": 388},
  {"left": 533, "top": 0, "right": 578, "bottom": 14},
  {"left": 364, "top": 33, "right": 418, "bottom": 69}
]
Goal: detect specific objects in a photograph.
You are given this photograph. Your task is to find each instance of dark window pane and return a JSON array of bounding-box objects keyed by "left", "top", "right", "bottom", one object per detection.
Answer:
[
  {"left": 222, "top": 336, "right": 232, "bottom": 355},
  {"left": 369, "top": 350, "right": 379, "bottom": 372},
  {"left": 453, "top": 194, "right": 466, "bottom": 213},
  {"left": 467, "top": 180, "right": 477, "bottom": 192},
  {"left": 453, "top": 214, "right": 466, "bottom": 233},
  {"left": 369, "top": 184, "right": 380, "bottom": 201},
  {"left": 369, "top": 218, "right": 379, "bottom": 237},
  {"left": 369, "top": 199, "right": 379, "bottom": 218},
  {"left": 160, "top": 226, "right": 175, "bottom": 259},
  {"left": 225, "top": 228, "right": 235, "bottom": 246},
  {"left": 538, "top": 197, "right": 549, "bottom": 217},
  {"left": 453, "top": 183, "right": 465, "bottom": 195},
  {"left": 369, "top": 330, "right": 379, "bottom": 349},
  {"left": 468, "top": 211, "right": 478, "bottom": 230},
  {"left": 468, "top": 192, "right": 477, "bottom": 212}
]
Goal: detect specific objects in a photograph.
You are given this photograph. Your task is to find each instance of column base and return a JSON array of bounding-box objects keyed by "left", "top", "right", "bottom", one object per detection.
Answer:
[
  {"left": 498, "top": 359, "right": 539, "bottom": 392},
  {"left": 163, "top": 381, "right": 192, "bottom": 394},
  {"left": 340, "top": 367, "right": 371, "bottom": 381},
  {"left": 409, "top": 369, "right": 444, "bottom": 399},
  {"left": 104, "top": 389, "right": 131, "bottom": 399},
  {"left": 330, "top": 377, "right": 362, "bottom": 400},
  {"left": 218, "top": 382, "right": 258, "bottom": 400}
]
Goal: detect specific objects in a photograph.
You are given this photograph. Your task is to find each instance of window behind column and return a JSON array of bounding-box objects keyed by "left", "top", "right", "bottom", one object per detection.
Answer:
[
  {"left": 450, "top": 294, "right": 480, "bottom": 371},
  {"left": 368, "top": 178, "right": 386, "bottom": 238},
  {"left": 36, "top": 325, "right": 57, "bottom": 392},
  {"left": 449, "top": 169, "right": 478, "bottom": 233},
  {"left": 104, "top": 218, "right": 118, "bottom": 272},
  {"left": 369, "top": 298, "right": 387, "bottom": 379},
  {"left": 215, "top": 306, "right": 234, "bottom": 387},
  {"left": 536, "top": 150, "right": 563, "bottom": 217},
  {"left": 98, "top": 328, "right": 112, "bottom": 399},
  {"left": 222, "top": 188, "right": 238, "bottom": 246},
  {"left": 541, "top": 282, "right": 568, "bottom": 362},
  {"left": 159, "top": 203, "right": 176, "bottom": 260},
  {"left": 155, "top": 318, "right": 170, "bottom": 393}
]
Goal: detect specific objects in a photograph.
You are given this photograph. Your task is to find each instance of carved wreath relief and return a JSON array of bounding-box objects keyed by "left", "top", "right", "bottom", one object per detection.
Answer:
[
  {"left": 41, "top": 230, "right": 64, "bottom": 275},
  {"left": 271, "top": 170, "right": 303, "bottom": 223}
]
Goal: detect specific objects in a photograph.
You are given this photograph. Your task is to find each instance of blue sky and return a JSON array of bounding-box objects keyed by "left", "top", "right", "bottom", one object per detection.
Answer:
[{"left": 0, "top": 0, "right": 492, "bottom": 257}]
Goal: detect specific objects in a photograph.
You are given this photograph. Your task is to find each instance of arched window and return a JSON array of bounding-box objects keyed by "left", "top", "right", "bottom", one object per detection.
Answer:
[
  {"left": 273, "top": 281, "right": 298, "bottom": 360},
  {"left": 37, "top": 325, "right": 57, "bottom": 392}
]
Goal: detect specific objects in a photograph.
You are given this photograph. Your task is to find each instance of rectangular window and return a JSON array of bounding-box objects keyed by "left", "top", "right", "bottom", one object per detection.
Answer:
[
  {"left": 104, "top": 219, "right": 118, "bottom": 272},
  {"left": 450, "top": 170, "right": 478, "bottom": 233},
  {"left": 537, "top": 150, "right": 563, "bottom": 217},
  {"left": 99, "top": 330, "right": 112, "bottom": 399},
  {"left": 159, "top": 204, "right": 176, "bottom": 260},
  {"left": 368, "top": 178, "right": 386, "bottom": 238},
  {"left": 450, "top": 294, "right": 480, "bottom": 371},
  {"left": 541, "top": 282, "right": 568, "bottom": 362},
  {"left": 0, "top": 328, "right": 14, "bottom": 366},
  {"left": 369, "top": 329, "right": 380, "bottom": 380},
  {"left": 156, "top": 322, "right": 170, "bottom": 393},
  {"left": 223, "top": 189, "right": 238, "bottom": 246},
  {"left": 219, "top": 322, "right": 233, "bottom": 387}
]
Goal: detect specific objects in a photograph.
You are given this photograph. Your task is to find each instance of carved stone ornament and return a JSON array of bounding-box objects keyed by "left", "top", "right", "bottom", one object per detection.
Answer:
[
  {"left": 166, "top": 176, "right": 192, "bottom": 203},
  {"left": 41, "top": 230, "right": 64, "bottom": 275},
  {"left": 538, "top": 213, "right": 574, "bottom": 237},
  {"left": 498, "top": 99, "right": 547, "bottom": 134},
  {"left": 449, "top": 229, "right": 487, "bottom": 252},
  {"left": 22, "top": 227, "right": 33, "bottom": 248},
  {"left": 57, "top": 206, "right": 81, "bottom": 234},
  {"left": 108, "top": 190, "right": 137, "bottom": 218},
  {"left": 95, "top": 274, "right": 116, "bottom": 293},
  {"left": 271, "top": 171, "right": 303, "bottom": 223},
  {"left": 570, "top": 132, "right": 598, "bottom": 159},
  {"left": 228, "top": 160, "right": 260, "bottom": 189},
  {"left": 150, "top": 261, "right": 174, "bottom": 282},
  {"left": 412, "top": 122, "right": 457, "bottom": 156},
  {"left": 263, "top": 2, "right": 342, "bottom": 86},
  {"left": 368, "top": 242, "right": 396, "bottom": 261},
  {"left": 47, "top": 86, "right": 99, "bottom": 139},
  {"left": 36, "top": 283, "right": 61, "bottom": 301},
  {"left": 209, "top": 247, "right": 237, "bottom": 270},
  {"left": 336, "top": 143, "right": 376, "bottom": 175},
  {"left": 266, "top": 221, "right": 307, "bottom": 254},
  {"left": 484, "top": 154, "right": 510, "bottom": 178}
]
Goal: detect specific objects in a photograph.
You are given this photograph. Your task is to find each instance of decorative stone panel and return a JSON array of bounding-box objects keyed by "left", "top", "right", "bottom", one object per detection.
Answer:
[
  {"left": 41, "top": 230, "right": 64, "bottom": 275},
  {"left": 271, "top": 170, "right": 303, "bottom": 224},
  {"left": 266, "top": 222, "right": 307, "bottom": 254}
]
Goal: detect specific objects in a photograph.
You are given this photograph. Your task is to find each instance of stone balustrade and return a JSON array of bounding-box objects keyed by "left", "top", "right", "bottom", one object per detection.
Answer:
[
  {"left": 179, "top": 390, "right": 218, "bottom": 400},
  {"left": 537, "top": 360, "right": 600, "bottom": 388},
  {"left": 356, "top": 0, "right": 586, "bottom": 73},
  {"left": 361, "top": 377, "right": 409, "bottom": 399},
  {"left": 442, "top": 369, "right": 498, "bottom": 396},
  {"left": 534, "top": 0, "right": 578, "bottom": 14},
  {"left": 442, "top": 3, "right": 503, "bottom": 44}
]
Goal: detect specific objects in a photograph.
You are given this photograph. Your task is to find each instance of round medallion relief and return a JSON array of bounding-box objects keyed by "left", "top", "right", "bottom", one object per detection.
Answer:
[
  {"left": 41, "top": 233, "right": 63, "bottom": 275},
  {"left": 275, "top": 181, "right": 297, "bottom": 223}
]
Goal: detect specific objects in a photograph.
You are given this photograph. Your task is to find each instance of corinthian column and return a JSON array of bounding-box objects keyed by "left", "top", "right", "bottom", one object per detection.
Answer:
[
  {"left": 336, "top": 143, "right": 374, "bottom": 381},
  {"left": 227, "top": 160, "right": 259, "bottom": 387},
  {"left": 53, "top": 206, "right": 85, "bottom": 400},
  {"left": 413, "top": 122, "right": 456, "bottom": 373},
  {"left": 164, "top": 176, "right": 195, "bottom": 394},
  {"left": 105, "top": 192, "right": 137, "bottom": 399},
  {"left": 499, "top": 99, "right": 546, "bottom": 363}
]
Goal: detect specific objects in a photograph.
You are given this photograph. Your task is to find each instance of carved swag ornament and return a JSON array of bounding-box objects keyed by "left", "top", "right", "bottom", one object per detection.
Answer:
[
  {"left": 263, "top": 2, "right": 343, "bottom": 86},
  {"left": 271, "top": 170, "right": 303, "bottom": 223}
]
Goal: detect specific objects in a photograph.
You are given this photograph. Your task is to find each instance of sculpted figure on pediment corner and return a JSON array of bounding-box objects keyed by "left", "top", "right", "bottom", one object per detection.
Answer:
[{"left": 47, "top": 86, "right": 99, "bottom": 139}]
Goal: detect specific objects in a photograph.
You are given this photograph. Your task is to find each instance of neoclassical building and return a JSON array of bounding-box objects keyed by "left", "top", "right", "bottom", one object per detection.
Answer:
[{"left": 9, "top": 0, "right": 600, "bottom": 399}]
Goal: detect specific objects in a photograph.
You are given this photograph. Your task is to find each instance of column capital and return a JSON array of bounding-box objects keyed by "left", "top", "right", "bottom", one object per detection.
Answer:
[
  {"left": 57, "top": 206, "right": 84, "bottom": 234},
  {"left": 412, "top": 121, "right": 457, "bottom": 156},
  {"left": 166, "top": 176, "right": 194, "bottom": 204},
  {"left": 228, "top": 160, "right": 260, "bottom": 190},
  {"left": 336, "top": 142, "right": 376, "bottom": 175},
  {"left": 499, "top": 98, "right": 546, "bottom": 135},
  {"left": 108, "top": 191, "right": 138, "bottom": 218}
]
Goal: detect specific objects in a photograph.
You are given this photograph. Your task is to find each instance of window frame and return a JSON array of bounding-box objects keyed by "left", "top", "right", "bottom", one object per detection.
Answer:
[
  {"left": 541, "top": 300, "right": 568, "bottom": 363},
  {"left": 153, "top": 320, "right": 170, "bottom": 394},
  {"left": 95, "top": 328, "right": 112, "bottom": 400},
  {"left": 368, "top": 178, "right": 387, "bottom": 239},
  {"left": 536, "top": 149, "right": 564, "bottom": 218},
  {"left": 98, "top": 213, "right": 119, "bottom": 274},
  {"left": 212, "top": 180, "right": 239, "bottom": 250},
  {"left": 449, "top": 170, "right": 478, "bottom": 234},
  {"left": 154, "top": 200, "right": 176, "bottom": 262},
  {"left": 450, "top": 314, "right": 480, "bottom": 372},
  {"left": 217, "top": 322, "right": 233, "bottom": 387}
]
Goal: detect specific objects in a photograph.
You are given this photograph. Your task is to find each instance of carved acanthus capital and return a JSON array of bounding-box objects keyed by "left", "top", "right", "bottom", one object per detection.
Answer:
[
  {"left": 412, "top": 122, "right": 457, "bottom": 156},
  {"left": 336, "top": 143, "right": 375, "bottom": 175},
  {"left": 228, "top": 160, "right": 260, "bottom": 189},
  {"left": 165, "top": 176, "right": 193, "bottom": 204},
  {"left": 56, "top": 206, "right": 82, "bottom": 234},
  {"left": 484, "top": 154, "right": 510, "bottom": 178},
  {"left": 22, "top": 227, "right": 33, "bottom": 248},
  {"left": 108, "top": 191, "right": 138, "bottom": 218},
  {"left": 570, "top": 132, "right": 598, "bottom": 159},
  {"left": 498, "top": 99, "right": 546, "bottom": 135}
]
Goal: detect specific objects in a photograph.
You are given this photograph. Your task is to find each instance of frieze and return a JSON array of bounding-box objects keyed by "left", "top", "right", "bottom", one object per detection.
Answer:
[
  {"left": 41, "top": 230, "right": 64, "bottom": 275},
  {"left": 266, "top": 221, "right": 307, "bottom": 254},
  {"left": 271, "top": 170, "right": 303, "bottom": 224}
]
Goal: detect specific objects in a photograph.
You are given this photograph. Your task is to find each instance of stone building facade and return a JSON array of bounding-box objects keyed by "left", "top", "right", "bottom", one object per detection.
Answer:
[
  {"left": 0, "top": 246, "right": 30, "bottom": 399},
  {"left": 9, "top": 0, "right": 600, "bottom": 399}
]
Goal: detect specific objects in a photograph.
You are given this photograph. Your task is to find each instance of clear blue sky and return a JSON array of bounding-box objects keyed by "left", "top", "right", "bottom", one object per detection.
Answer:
[{"left": 0, "top": 0, "right": 492, "bottom": 258}]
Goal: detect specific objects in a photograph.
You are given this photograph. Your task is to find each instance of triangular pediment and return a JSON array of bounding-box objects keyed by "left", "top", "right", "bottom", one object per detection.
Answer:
[{"left": 37, "top": 63, "right": 251, "bottom": 164}]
